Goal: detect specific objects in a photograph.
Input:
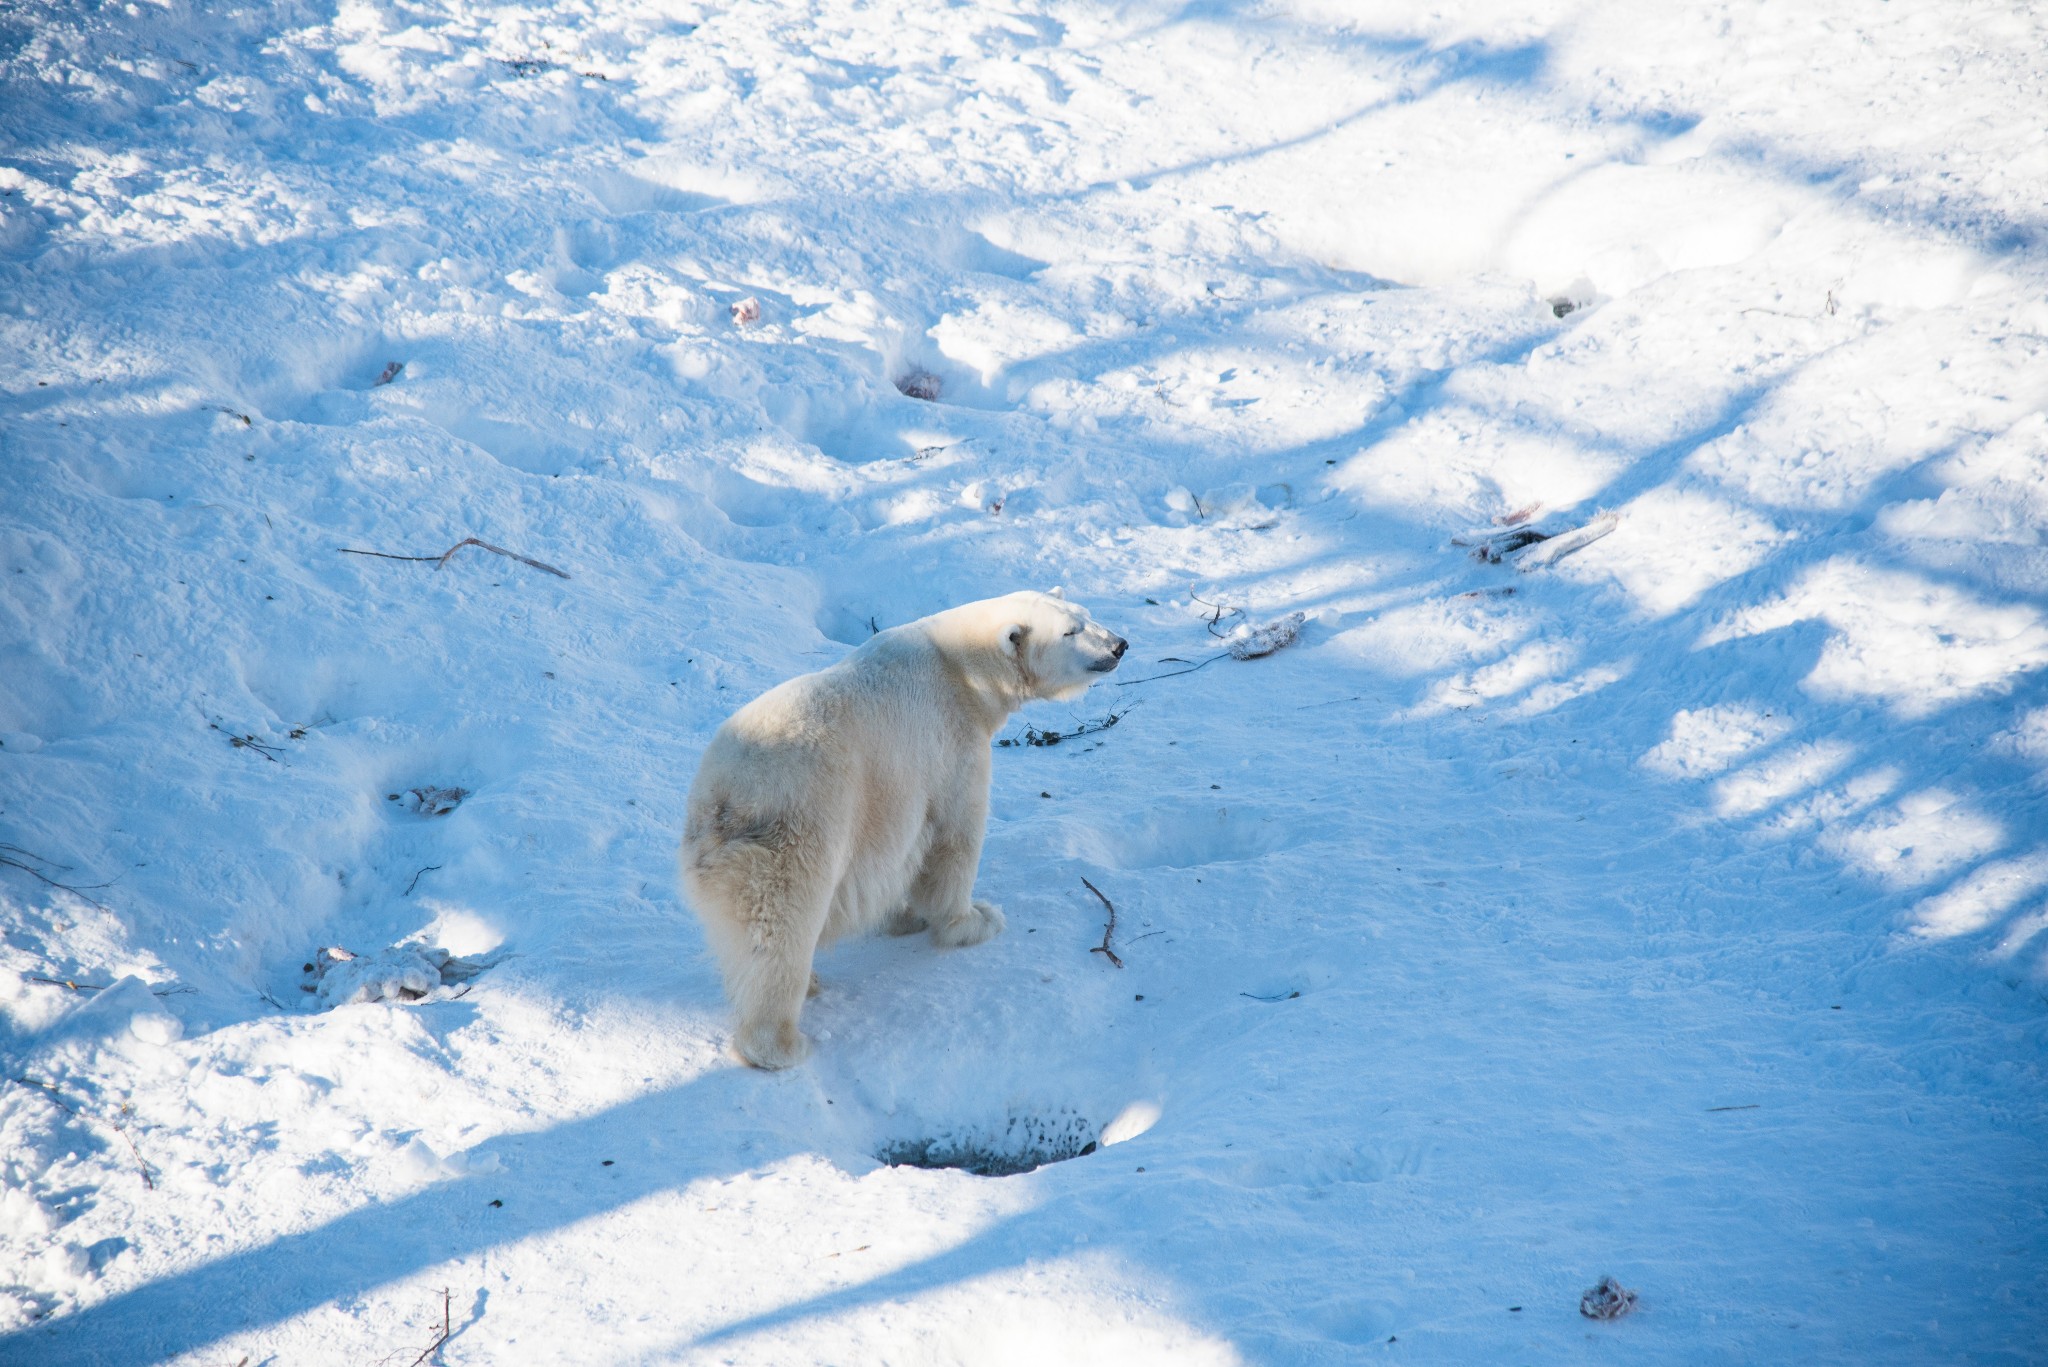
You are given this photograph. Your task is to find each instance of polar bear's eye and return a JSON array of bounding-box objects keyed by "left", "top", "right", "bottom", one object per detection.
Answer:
[{"left": 1063, "top": 627, "right": 1080, "bottom": 636}]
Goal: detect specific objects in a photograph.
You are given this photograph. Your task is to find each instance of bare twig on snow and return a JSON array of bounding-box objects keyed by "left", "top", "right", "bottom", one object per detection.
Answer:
[
  {"left": 997, "top": 704, "right": 1135, "bottom": 748},
  {"left": 404, "top": 1288, "right": 453, "bottom": 1367},
  {"left": 0, "top": 845, "right": 112, "bottom": 907},
  {"left": 8, "top": 1078, "right": 156, "bottom": 1190},
  {"left": 1112, "top": 650, "right": 1228, "bottom": 687},
  {"left": 209, "top": 722, "right": 283, "bottom": 761},
  {"left": 340, "top": 538, "right": 570, "bottom": 580},
  {"left": 1080, "top": 877, "right": 1123, "bottom": 968},
  {"left": 1191, "top": 593, "right": 1243, "bottom": 638}
]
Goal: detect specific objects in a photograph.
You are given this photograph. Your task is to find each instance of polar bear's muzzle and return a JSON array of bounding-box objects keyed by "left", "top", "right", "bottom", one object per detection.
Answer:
[{"left": 1086, "top": 632, "right": 1129, "bottom": 672}]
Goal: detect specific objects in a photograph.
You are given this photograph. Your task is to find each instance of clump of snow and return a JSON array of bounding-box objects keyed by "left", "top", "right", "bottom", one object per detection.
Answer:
[
  {"left": 404, "top": 786, "right": 468, "bottom": 817},
  {"left": 1226, "top": 612, "right": 1307, "bottom": 660},
  {"left": 304, "top": 945, "right": 479, "bottom": 1008}
]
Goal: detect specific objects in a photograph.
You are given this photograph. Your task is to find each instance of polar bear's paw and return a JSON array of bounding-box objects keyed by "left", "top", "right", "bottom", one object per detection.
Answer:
[
  {"left": 885, "top": 908, "right": 931, "bottom": 937},
  {"left": 732, "top": 1018, "right": 812, "bottom": 1071},
  {"left": 932, "top": 899, "right": 1006, "bottom": 948}
]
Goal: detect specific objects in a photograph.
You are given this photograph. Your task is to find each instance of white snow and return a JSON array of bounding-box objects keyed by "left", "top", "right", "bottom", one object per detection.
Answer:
[{"left": 3, "top": 0, "right": 2046, "bottom": 1362}]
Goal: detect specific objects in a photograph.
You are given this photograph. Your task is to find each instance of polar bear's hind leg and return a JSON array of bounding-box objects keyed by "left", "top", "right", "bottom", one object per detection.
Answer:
[{"left": 691, "top": 832, "right": 830, "bottom": 1070}]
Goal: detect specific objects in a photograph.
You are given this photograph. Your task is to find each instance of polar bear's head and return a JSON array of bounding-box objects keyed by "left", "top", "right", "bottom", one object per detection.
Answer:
[{"left": 993, "top": 588, "right": 1128, "bottom": 702}]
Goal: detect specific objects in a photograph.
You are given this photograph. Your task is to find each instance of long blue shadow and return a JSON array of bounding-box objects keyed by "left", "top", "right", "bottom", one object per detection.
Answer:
[{"left": 0, "top": 1067, "right": 773, "bottom": 1367}]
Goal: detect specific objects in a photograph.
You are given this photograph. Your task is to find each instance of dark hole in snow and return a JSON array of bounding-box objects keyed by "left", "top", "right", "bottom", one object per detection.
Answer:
[
  {"left": 1550, "top": 297, "right": 1578, "bottom": 318},
  {"left": 876, "top": 1110, "right": 1101, "bottom": 1177},
  {"left": 894, "top": 370, "right": 943, "bottom": 402}
]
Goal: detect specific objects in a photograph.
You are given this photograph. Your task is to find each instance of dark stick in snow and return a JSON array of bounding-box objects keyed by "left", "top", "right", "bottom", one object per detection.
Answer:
[
  {"left": 997, "top": 704, "right": 1134, "bottom": 748},
  {"left": 0, "top": 846, "right": 113, "bottom": 907},
  {"left": 1191, "top": 592, "right": 1243, "bottom": 638},
  {"left": 1112, "top": 651, "right": 1228, "bottom": 686},
  {"left": 213, "top": 724, "right": 283, "bottom": 761},
  {"left": 27, "top": 975, "right": 105, "bottom": 991},
  {"left": 9, "top": 1075, "right": 78, "bottom": 1115},
  {"left": 340, "top": 537, "right": 570, "bottom": 579},
  {"left": 402, "top": 1288, "right": 453, "bottom": 1367},
  {"left": 9, "top": 1077, "right": 157, "bottom": 1190},
  {"left": 1080, "top": 877, "right": 1123, "bottom": 968}
]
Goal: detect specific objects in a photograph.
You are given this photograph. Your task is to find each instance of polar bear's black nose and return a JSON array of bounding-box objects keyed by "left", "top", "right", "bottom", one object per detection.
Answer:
[{"left": 1110, "top": 636, "right": 1127, "bottom": 658}]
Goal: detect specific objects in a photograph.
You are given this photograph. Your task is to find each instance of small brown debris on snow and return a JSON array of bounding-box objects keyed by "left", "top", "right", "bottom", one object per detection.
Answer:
[{"left": 1579, "top": 1276, "right": 1638, "bottom": 1320}]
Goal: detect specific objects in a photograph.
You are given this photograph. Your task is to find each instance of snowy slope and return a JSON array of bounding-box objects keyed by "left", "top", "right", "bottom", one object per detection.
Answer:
[{"left": 2, "top": 0, "right": 2045, "bottom": 1362}]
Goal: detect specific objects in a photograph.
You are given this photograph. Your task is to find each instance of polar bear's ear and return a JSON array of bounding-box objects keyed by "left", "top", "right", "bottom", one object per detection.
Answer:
[
  {"left": 1045, "top": 585, "right": 1066, "bottom": 599},
  {"left": 1003, "top": 623, "right": 1029, "bottom": 656}
]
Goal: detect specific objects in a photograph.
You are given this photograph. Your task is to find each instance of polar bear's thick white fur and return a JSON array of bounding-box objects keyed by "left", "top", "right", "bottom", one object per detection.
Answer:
[{"left": 681, "top": 590, "right": 1127, "bottom": 1069}]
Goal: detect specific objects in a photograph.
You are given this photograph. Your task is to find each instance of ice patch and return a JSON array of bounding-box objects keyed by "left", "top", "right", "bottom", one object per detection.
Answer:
[{"left": 1072, "top": 803, "right": 1307, "bottom": 869}]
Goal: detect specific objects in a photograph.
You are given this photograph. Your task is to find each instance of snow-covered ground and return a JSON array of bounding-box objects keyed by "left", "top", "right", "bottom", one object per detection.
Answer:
[{"left": 4, "top": 0, "right": 2046, "bottom": 1361}]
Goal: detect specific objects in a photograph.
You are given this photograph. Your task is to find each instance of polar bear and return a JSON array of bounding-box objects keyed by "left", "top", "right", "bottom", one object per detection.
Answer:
[{"left": 681, "top": 590, "right": 1128, "bottom": 1069}]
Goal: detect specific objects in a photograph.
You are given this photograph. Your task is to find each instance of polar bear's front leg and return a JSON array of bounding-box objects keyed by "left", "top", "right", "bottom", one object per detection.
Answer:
[
  {"left": 934, "top": 897, "right": 1006, "bottom": 947},
  {"left": 910, "top": 801, "right": 1005, "bottom": 948}
]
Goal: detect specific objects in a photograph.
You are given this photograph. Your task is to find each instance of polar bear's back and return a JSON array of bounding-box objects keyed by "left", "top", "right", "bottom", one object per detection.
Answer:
[{"left": 681, "top": 636, "right": 975, "bottom": 937}]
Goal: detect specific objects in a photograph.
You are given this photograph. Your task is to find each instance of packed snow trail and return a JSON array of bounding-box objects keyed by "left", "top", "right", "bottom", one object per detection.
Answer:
[{"left": 3, "top": 1, "right": 2045, "bottom": 1363}]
